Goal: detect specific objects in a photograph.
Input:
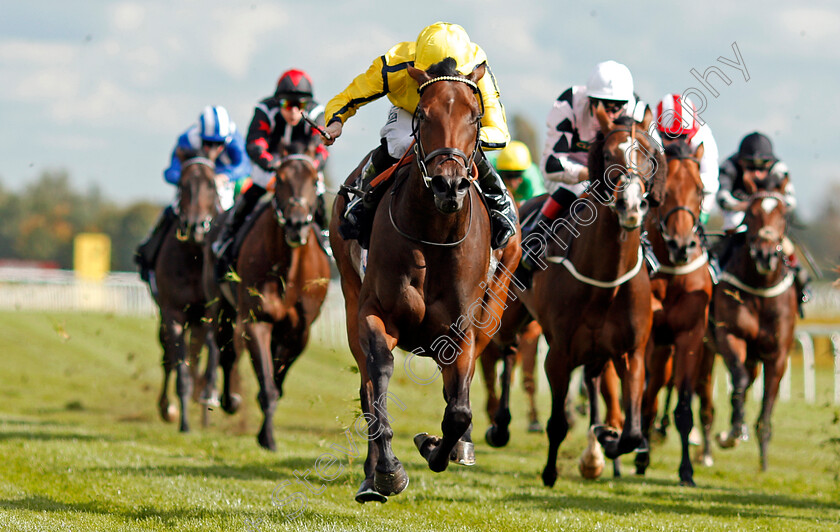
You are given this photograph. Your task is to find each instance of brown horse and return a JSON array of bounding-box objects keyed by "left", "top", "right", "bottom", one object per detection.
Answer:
[
  {"left": 152, "top": 150, "right": 221, "bottom": 433},
  {"left": 633, "top": 140, "right": 714, "bottom": 486},
  {"left": 207, "top": 141, "right": 331, "bottom": 451},
  {"left": 713, "top": 192, "right": 797, "bottom": 471},
  {"left": 492, "top": 112, "right": 666, "bottom": 486},
  {"left": 330, "top": 59, "right": 521, "bottom": 503}
]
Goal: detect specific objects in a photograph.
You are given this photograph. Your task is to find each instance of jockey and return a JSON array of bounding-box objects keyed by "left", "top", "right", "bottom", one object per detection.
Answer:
[
  {"left": 520, "top": 60, "right": 659, "bottom": 269},
  {"left": 486, "top": 140, "right": 547, "bottom": 205},
  {"left": 135, "top": 105, "right": 249, "bottom": 282},
  {"left": 715, "top": 132, "right": 810, "bottom": 310},
  {"left": 212, "top": 69, "right": 330, "bottom": 261},
  {"left": 654, "top": 93, "right": 720, "bottom": 224},
  {"left": 321, "top": 21, "right": 517, "bottom": 250}
]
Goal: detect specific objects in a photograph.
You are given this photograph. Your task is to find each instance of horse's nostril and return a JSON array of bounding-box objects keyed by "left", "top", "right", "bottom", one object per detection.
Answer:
[{"left": 456, "top": 177, "right": 471, "bottom": 192}]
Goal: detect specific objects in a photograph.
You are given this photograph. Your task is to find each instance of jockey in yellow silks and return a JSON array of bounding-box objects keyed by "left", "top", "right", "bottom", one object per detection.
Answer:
[{"left": 322, "top": 22, "right": 516, "bottom": 250}]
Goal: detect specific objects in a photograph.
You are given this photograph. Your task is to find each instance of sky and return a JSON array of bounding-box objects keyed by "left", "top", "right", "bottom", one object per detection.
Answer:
[{"left": 1, "top": 0, "right": 839, "bottom": 220}]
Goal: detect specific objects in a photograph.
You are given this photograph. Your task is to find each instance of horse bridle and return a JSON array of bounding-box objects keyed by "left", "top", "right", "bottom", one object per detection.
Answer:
[
  {"left": 657, "top": 143, "right": 705, "bottom": 247},
  {"left": 271, "top": 153, "right": 317, "bottom": 227},
  {"left": 600, "top": 124, "right": 655, "bottom": 210},
  {"left": 412, "top": 76, "right": 484, "bottom": 188},
  {"left": 176, "top": 156, "right": 217, "bottom": 241},
  {"left": 745, "top": 191, "right": 787, "bottom": 259}
]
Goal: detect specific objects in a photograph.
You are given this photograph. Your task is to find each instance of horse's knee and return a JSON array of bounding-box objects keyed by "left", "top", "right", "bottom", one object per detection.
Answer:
[
  {"left": 257, "top": 388, "right": 279, "bottom": 411},
  {"left": 755, "top": 419, "right": 771, "bottom": 442}
]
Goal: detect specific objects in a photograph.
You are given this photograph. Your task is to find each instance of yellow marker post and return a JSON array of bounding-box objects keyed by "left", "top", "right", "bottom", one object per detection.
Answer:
[{"left": 74, "top": 233, "right": 111, "bottom": 282}]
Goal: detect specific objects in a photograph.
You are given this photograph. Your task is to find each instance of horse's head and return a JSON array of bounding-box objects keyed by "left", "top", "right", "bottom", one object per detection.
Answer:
[
  {"left": 175, "top": 148, "right": 220, "bottom": 243},
  {"left": 272, "top": 141, "right": 319, "bottom": 247},
  {"left": 407, "top": 57, "right": 484, "bottom": 214},
  {"left": 589, "top": 111, "right": 666, "bottom": 230},
  {"left": 658, "top": 140, "right": 705, "bottom": 264},
  {"left": 743, "top": 192, "right": 788, "bottom": 275}
]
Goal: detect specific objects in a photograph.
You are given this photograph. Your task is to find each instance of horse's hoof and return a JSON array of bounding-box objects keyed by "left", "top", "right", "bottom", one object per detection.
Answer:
[
  {"left": 688, "top": 426, "right": 702, "bottom": 446},
  {"left": 413, "top": 432, "right": 438, "bottom": 461},
  {"left": 374, "top": 465, "right": 409, "bottom": 496},
  {"left": 715, "top": 430, "right": 742, "bottom": 449},
  {"left": 257, "top": 432, "right": 277, "bottom": 452},
  {"left": 579, "top": 460, "right": 604, "bottom": 480},
  {"left": 449, "top": 440, "right": 476, "bottom": 466},
  {"left": 355, "top": 478, "right": 387, "bottom": 504},
  {"left": 221, "top": 393, "right": 242, "bottom": 415},
  {"left": 593, "top": 424, "right": 620, "bottom": 444},
  {"left": 484, "top": 425, "right": 510, "bottom": 448},
  {"left": 199, "top": 389, "right": 220, "bottom": 408},
  {"left": 542, "top": 466, "right": 558, "bottom": 488},
  {"left": 679, "top": 478, "right": 697, "bottom": 488},
  {"left": 527, "top": 421, "right": 544, "bottom": 433},
  {"left": 694, "top": 448, "right": 714, "bottom": 467},
  {"left": 160, "top": 403, "right": 178, "bottom": 423},
  {"left": 634, "top": 453, "right": 650, "bottom": 476}
]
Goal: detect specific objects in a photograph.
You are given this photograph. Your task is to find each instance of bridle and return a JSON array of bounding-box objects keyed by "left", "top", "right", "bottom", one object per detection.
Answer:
[
  {"left": 412, "top": 76, "right": 484, "bottom": 188},
  {"left": 271, "top": 153, "right": 318, "bottom": 227},
  {"left": 176, "top": 157, "right": 217, "bottom": 241}
]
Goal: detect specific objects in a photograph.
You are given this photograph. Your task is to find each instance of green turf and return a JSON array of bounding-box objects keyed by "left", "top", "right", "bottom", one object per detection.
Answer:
[{"left": 0, "top": 310, "right": 838, "bottom": 531}]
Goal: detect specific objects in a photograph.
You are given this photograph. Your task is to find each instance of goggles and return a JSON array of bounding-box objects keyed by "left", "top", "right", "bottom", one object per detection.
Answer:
[
  {"left": 589, "top": 98, "right": 626, "bottom": 113},
  {"left": 278, "top": 98, "right": 309, "bottom": 110}
]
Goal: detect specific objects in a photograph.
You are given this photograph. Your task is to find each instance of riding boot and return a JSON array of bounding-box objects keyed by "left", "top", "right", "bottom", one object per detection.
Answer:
[
  {"left": 476, "top": 154, "right": 517, "bottom": 250},
  {"left": 313, "top": 191, "right": 333, "bottom": 258},
  {"left": 212, "top": 184, "right": 266, "bottom": 280},
  {"left": 339, "top": 140, "right": 397, "bottom": 247},
  {"left": 641, "top": 231, "right": 660, "bottom": 274},
  {"left": 791, "top": 261, "right": 812, "bottom": 318},
  {"left": 135, "top": 205, "right": 176, "bottom": 283},
  {"left": 520, "top": 187, "right": 577, "bottom": 271}
]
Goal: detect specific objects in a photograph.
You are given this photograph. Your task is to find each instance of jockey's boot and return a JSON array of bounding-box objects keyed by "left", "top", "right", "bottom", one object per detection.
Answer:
[
  {"left": 212, "top": 183, "right": 266, "bottom": 280},
  {"left": 476, "top": 155, "right": 518, "bottom": 250},
  {"left": 787, "top": 253, "right": 812, "bottom": 317},
  {"left": 641, "top": 231, "right": 660, "bottom": 274},
  {"left": 520, "top": 187, "right": 577, "bottom": 271},
  {"left": 313, "top": 191, "right": 333, "bottom": 258},
  {"left": 135, "top": 205, "right": 176, "bottom": 283},
  {"left": 339, "top": 141, "right": 397, "bottom": 247}
]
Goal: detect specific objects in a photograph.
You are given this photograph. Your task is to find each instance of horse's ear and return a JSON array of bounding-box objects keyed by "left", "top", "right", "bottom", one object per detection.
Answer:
[
  {"left": 467, "top": 63, "right": 486, "bottom": 84},
  {"left": 647, "top": 146, "right": 668, "bottom": 208},
  {"left": 640, "top": 107, "right": 654, "bottom": 133},
  {"left": 694, "top": 142, "right": 705, "bottom": 162},
  {"left": 408, "top": 65, "right": 431, "bottom": 86},
  {"left": 593, "top": 100, "right": 613, "bottom": 133}
]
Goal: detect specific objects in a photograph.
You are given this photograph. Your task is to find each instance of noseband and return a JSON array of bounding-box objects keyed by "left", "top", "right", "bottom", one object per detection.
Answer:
[{"left": 412, "top": 76, "right": 484, "bottom": 188}]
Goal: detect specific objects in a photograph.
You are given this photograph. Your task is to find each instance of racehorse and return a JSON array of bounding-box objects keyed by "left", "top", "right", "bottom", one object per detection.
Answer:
[
  {"left": 330, "top": 58, "right": 521, "bottom": 503},
  {"left": 152, "top": 149, "right": 221, "bottom": 433},
  {"left": 713, "top": 191, "right": 797, "bottom": 471},
  {"left": 632, "top": 140, "right": 714, "bottom": 486},
  {"left": 205, "top": 140, "right": 330, "bottom": 451},
  {"left": 491, "top": 110, "right": 666, "bottom": 486}
]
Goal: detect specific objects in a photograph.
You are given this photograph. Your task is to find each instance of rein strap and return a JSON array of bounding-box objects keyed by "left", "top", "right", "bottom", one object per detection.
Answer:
[{"left": 546, "top": 247, "right": 644, "bottom": 288}]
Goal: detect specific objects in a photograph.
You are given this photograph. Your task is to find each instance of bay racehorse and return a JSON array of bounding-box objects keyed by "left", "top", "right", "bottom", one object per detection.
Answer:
[
  {"left": 152, "top": 149, "right": 221, "bottom": 433},
  {"left": 330, "top": 58, "right": 521, "bottom": 503},
  {"left": 713, "top": 191, "right": 797, "bottom": 471},
  {"left": 206, "top": 140, "right": 331, "bottom": 451},
  {"left": 491, "top": 111, "right": 666, "bottom": 486},
  {"left": 632, "top": 140, "right": 714, "bottom": 486}
]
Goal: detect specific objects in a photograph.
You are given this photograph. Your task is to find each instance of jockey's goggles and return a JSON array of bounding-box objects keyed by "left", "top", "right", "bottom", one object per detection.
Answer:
[
  {"left": 201, "top": 139, "right": 225, "bottom": 148},
  {"left": 740, "top": 158, "right": 773, "bottom": 171},
  {"left": 589, "top": 97, "right": 626, "bottom": 113},
  {"left": 500, "top": 169, "right": 525, "bottom": 181},
  {"left": 278, "top": 98, "right": 309, "bottom": 110}
]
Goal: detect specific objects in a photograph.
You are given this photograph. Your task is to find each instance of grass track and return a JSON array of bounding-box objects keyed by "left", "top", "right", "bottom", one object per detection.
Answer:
[{"left": 0, "top": 310, "right": 839, "bottom": 531}]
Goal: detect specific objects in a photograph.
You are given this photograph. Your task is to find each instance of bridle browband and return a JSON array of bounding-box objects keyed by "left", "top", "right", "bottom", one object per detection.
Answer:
[
  {"left": 271, "top": 153, "right": 317, "bottom": 227},
  {"left": 412, "top": 75, "right": 484, "bottom": 188}
]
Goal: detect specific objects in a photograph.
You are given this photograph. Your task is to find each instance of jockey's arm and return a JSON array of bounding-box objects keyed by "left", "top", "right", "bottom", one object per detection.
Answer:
[
  {"left": 696, "top": 128, "right": 721, "bottom": 214},
  {"left": 245, "top": 104, "right": 276, "bottom": 171},
  {"left": 475, "top": 61, "right": 510, "bottom": 149},
  {"left": 323, "top": 56, "right": 388, "bottom": 143},
  {"left": 716, "top": 158, "right": 742, "bottom": 211},
  {"left": 163, "top": 133, "right": 192, "bottom": 185},
  {"left": 772, "top": 161, "right": 797, "bottom": 210},
  {"left": 221, "top": 131, "right": 251, "bottom": 182}
]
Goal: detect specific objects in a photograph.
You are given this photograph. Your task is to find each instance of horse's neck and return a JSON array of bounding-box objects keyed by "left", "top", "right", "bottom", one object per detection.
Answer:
[
  {"left": 646, "top": 210, "right": 669, "bottom": 263},
  {"left": 568, "top": 202, "right": 641, "bottom": 277}
]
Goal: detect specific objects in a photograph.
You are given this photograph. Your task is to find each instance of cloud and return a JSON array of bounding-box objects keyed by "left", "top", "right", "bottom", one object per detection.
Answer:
[
  {"left": 110, "top": 2, "right": 146, "bottom": 32},
  {"left": 210, "top": 4, "right": 287, "bottom": 79}
]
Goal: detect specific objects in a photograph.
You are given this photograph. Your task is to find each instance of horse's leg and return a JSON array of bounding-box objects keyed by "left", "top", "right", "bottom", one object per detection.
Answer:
[
  {"left": 200, "top": 325, "right": 221, "bottom": 408},
  {"left": 479, "top": 342, "right": 501, "bottom": 423},
  {"left": 157, "top": 320, "right": 178, "bottom": 423},
  {"left": 188, "top": 323, "right": 205, "bottom": 403},
  {"left": 359, "top": 311, "right": 407, "bottom": 496},
  {"left": 655, "top": 358, "right": 675, "bottom": 439},
  {"left": 217, "top": 303, "right": 242, "bottom": 414},
  {"left": 485, "top": 343, "right": 516, "bottom": 448},
  {"left": 715, "top": 331, "right": 749, "bottom": 448},
  {"left": 242, "top": 319, "right": 280, "bottom": 451},
  {"left": 672, "top": 324, "right": 705, "bottom": 486},
  {"left": 542, "top": 346, "right": 573, "bottom": 487},
  {"left": 636, "top": 339, "right": 671, "bottom": 475},
  {"left": 695, "top": 338, "right": 716, "bottom": 466},
  {"left": 164, "top": 316, "right": 192, "bottom": 433},
  {"left": 602, "top": 347, "right": 646, "bottom": 460},
  {"left": 599, "top": 360, "right": 624, "bottom": 478},
  {"left": 520, "top": 321, "right": 542, "bottom": 432},
  {"left": 756, "top": 355, "right": 786, "bottom": 471}
]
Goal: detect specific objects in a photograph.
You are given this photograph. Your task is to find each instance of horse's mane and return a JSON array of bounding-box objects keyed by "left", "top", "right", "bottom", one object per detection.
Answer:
[
  {"left": 425, "top": 57, "right": 460, "bottom": 77},
  {"left": 664, "top": 141, "right": 694, "bottom": 160},
  {"left": 587, "top": 120, "right": 667, "bottom": 207}
]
